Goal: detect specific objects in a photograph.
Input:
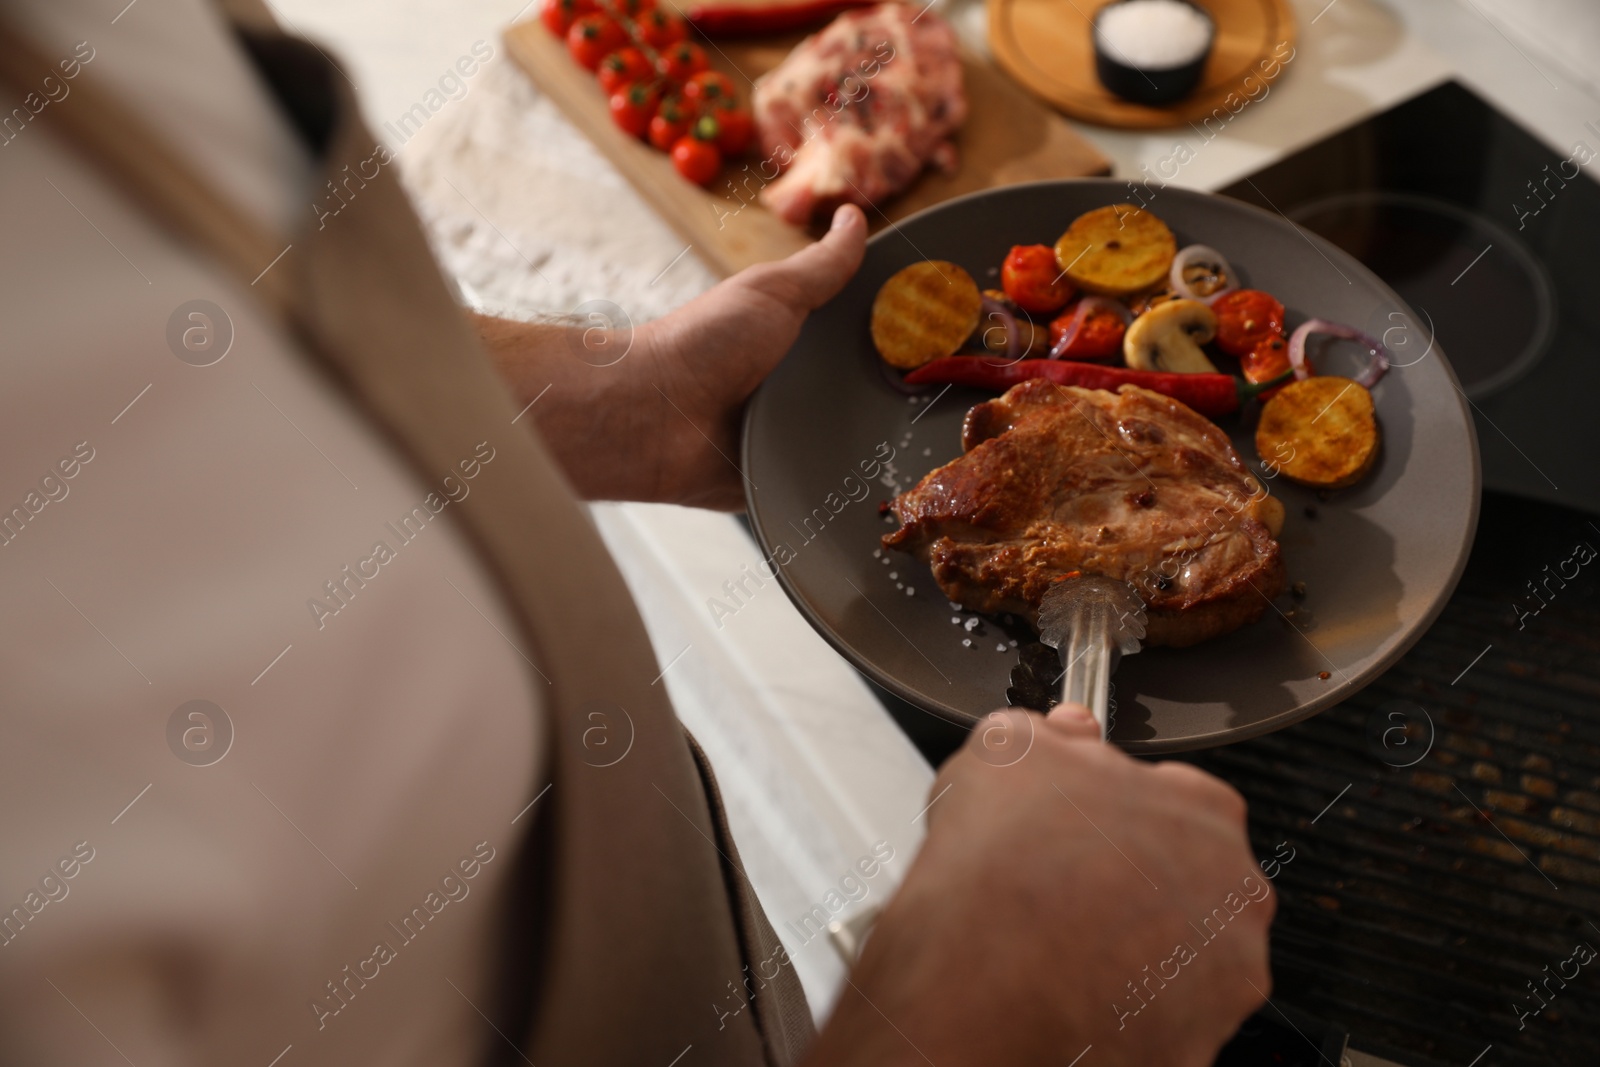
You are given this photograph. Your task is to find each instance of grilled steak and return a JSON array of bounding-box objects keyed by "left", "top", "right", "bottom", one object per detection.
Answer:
[
  {"left": 752, "top": 4, "right": 966, "bottom": 226},
  {"left": 883, "top": 380, "right": 1287, "bottom": 647}
]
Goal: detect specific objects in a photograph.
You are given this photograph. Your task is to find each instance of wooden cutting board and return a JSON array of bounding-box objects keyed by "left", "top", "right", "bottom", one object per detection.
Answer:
[{"left": 503, "top": 15, "right": 1110, "bottom": 277}]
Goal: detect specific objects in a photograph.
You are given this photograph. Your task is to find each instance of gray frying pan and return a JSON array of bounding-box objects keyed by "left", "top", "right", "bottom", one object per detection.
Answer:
[{"left": 742, "top": 180, "right": 1478, "bottom": 752}]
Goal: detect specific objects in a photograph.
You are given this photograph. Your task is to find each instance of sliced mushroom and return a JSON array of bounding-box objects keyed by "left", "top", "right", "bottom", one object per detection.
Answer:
[{"left": 1123, "top": 298, "right": 1220, "bottom": 374}]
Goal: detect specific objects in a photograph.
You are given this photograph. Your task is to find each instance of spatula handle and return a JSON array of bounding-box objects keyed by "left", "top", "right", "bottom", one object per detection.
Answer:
[{"left": 1058, "top": 607, "right": 1114, "bottom": 740}]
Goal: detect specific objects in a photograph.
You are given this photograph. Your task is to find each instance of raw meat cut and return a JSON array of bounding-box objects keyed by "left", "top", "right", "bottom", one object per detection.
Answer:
[{"left": 752, "top": 4, "right": 966, "bottom": 225}]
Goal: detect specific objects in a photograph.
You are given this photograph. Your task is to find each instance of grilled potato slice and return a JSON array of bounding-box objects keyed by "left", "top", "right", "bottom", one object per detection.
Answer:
[
  {"left": 1255, "top": 376, "right": 1380, "bottom": 489},
  {"left": 871, "top": 260, "right": 982, "bottom": 369},
  {"left": 1053, "top": 204, "right": 1177, "bottom": 297}
]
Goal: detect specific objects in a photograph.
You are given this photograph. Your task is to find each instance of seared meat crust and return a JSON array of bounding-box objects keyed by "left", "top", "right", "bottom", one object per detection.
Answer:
[{"left": 883, "top": 380, "right": 1286, "bottom": 647}]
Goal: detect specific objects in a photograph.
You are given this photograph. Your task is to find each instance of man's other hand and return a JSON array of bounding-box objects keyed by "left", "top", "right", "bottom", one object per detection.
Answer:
[
  {"left": 478, "top": 203, "right": 866, "bottom": 507},
  {"left": 637, "top": 202, "right": 866, "bottom": 508}
]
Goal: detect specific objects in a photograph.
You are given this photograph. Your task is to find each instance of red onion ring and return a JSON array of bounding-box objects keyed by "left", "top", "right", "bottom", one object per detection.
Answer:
[
  {"left": 1047, "top": 296, "right": 1132, "bottom": 361},
  {"left": 1169, "top": 244, "right": 1235, "bottom": 304},
  {"left": 1287, "top": 318, "right": 1390, "bottom": 388},
  {"left": 980, "top": 295, "right": 1023, "bottom": 364}
]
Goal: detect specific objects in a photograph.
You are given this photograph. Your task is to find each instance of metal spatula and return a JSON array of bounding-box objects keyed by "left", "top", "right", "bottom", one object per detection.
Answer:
[{"left": 1037, "top": 574, "right": 1147, "bottom": 739}]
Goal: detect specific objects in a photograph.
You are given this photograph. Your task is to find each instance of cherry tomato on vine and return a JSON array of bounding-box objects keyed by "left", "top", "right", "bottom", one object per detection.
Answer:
[
  {"left": 656, "top": 41, "right": 710, "bottom": 83},
  {"left": 540, "top": 0, "right": 597, "bottom": 36},
  {"left": 704, "top": 100, "right": 753, "bottom": 155},
  {"left": 1002, "top": 244, "right": 1076, "bottom": 314},
  {"left": 566, "top": 13, "right": 628, "bottom": 71},
  {"left": 608, "top": 0, "right": 655, "bottom": 18},
  {"left": 683, "top": 70, "right": 738, "bottom": 108},
  {"left": 671, "top": 118, "right": 721, "bottom": 185},
  {"left": 597, "top": 46, "right": 654, "bottom": 95},
  {"left": 1211, "top": 289, "right": 1286, "bottom": 358},
  {"left": 608, "top": 81, "right": 661, "bottom": 138},
  {"left": 649, "top": 93, "right": 695, "bottom": 151},
  {"left": 634, "top": 7, "right": 686, "bottom": 50}
]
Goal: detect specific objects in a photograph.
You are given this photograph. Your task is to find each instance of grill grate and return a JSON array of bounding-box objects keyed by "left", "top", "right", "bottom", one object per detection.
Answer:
[{"left": 1186, "top": 493, "right": 1600, "bottom": 1066}]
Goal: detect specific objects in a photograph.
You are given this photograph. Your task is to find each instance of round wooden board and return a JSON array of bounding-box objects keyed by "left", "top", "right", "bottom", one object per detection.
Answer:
[{"left": 988, "top": 0, "right": 1297, "bottom": 129}]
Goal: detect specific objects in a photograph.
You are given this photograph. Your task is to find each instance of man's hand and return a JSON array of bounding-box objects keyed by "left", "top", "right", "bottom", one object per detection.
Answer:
[
  {"left": 476, "top": 204, "right": 866, "bottom": 508},
  {"left": 808, "top": 704, "right": 1274, "bottom": 1067}
]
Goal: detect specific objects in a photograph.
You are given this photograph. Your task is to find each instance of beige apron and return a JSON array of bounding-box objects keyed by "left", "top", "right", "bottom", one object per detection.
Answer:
[{"left": 0, "top": 14, "right": 812, "bottom": 1066}]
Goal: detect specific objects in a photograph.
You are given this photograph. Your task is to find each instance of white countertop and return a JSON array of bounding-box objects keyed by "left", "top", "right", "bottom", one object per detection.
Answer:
[{"left": 272, "top": 0, "right": 1600, "bottom": 1023}]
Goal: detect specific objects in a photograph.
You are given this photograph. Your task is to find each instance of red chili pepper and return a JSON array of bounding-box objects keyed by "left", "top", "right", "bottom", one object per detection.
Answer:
[
  {"left": 902, "top": 357, "right": 1292, "bottom": 419},
  {"left": 684, "top": 0, "right": 877, "bottom": 36}
]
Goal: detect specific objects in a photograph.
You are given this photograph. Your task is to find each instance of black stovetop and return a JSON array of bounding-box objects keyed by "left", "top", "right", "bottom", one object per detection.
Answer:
[
  {"left": 1221, "top": 79, "right": 1600, "bottom": 518},
  {"left": 1195, "top": 78, "right": 1600, "bottom": 1067},
  {"left": 870, "top": 79, "right": 1600, "bottom": 1066},
  {"left": 1189, "top": 486, "right": 1600, "bottom": 1067}
]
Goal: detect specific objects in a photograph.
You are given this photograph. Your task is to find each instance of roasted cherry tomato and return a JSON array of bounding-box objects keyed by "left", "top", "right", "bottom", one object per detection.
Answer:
[
  {"left": 683, "top": 70, "right": 738, "bottom": 108},
  {"left": 567, "top": 13, "right": 628, "bottom": 71},
  {"left": 1048, "top": 301, "right": 1127, "bottom": 362},
  {"left": 608, "top": 81, "right": 660, "bottom": 138},
  {"left": 540, "top": 0, "right": 597, "bottom": 36},
  {"left": 1002, "top": 244, "right": 1076, "bottom": 314},
  {"left": 656, "top": 40, "right": 710, "bottom": 84},
  {"left": 634, "top": 7, "right": 686, "bottom": 50},
  {"left": 1241, "top": 334, "right": 1298, "bottom": 399},
  {"left": 671, "top": 119, "right": 722, "bottom": 185},
  {"left": 649, "top": 93, "right": 695, "bottom": 151},
  {"left": 597, "top": 46, "right": 654, "bottom": 95},
  {"left": 1212, "top": 289, "right": 1286, "bottom": 358},
  {"left": 705, "top": 100, "right": 753, "bottom": 155}
]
